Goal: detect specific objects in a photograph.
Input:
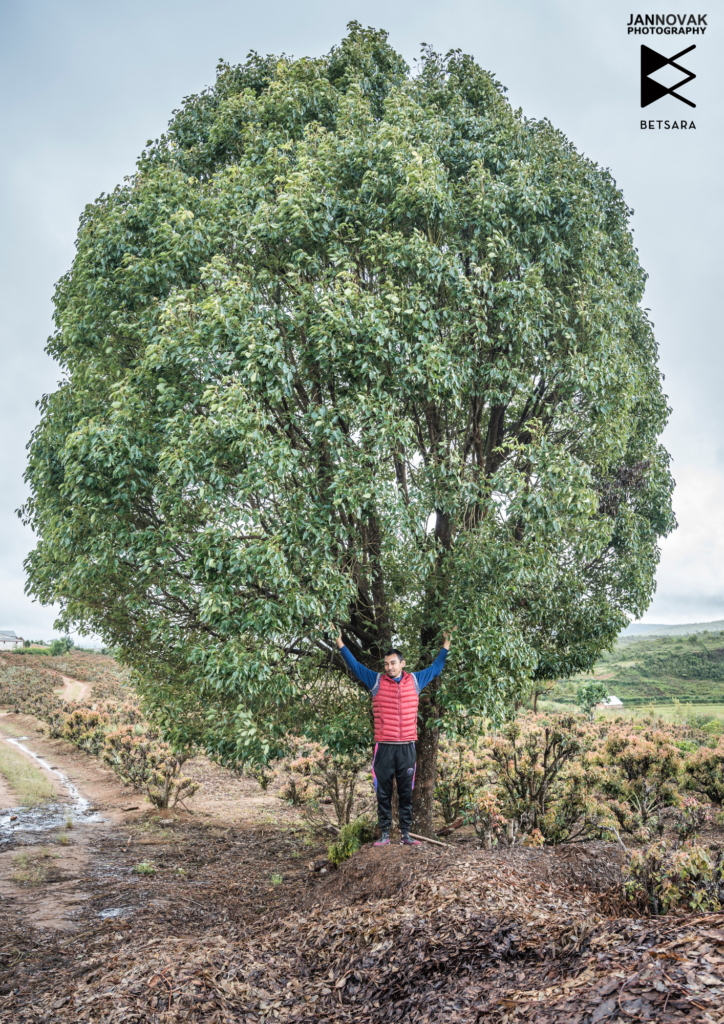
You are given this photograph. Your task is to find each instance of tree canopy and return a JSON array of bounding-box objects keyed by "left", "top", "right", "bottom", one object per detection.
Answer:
[{"left": 23, "top": 24, "right": 675, "bottom": 780}]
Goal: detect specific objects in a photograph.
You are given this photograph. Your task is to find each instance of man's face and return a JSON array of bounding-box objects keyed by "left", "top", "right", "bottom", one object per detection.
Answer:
[{"left": 384, "top": 653, "right": 405, "bottom": 677}]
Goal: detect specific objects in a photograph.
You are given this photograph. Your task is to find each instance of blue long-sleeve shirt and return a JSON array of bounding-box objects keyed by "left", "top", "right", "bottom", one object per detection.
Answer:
[{"left": 339, "top": 645, "right": 449, "bottom": 697}]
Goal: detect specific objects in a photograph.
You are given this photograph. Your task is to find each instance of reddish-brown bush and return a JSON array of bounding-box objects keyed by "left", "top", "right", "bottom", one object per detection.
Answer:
[
  {"left": 471, "top": 713, "right": 614, "bottom": 846},
  {"left": 589, "top": 726, "right": 682, "bottom": 840},
  {"left": 1, "top": 650, "right": 197, "bottom": 810},
  {"left": 624, "top": 839, "right": 724, "bottom": 914},
  {"left": 103, "top": 726, "right": 198, "bottom": 809},
  {"left": 683, "top": 738, "right": 724, "bottom": 806},
  {"left": 62, "top": 708, "right": 111, "bottom": 756},
  {"left": 274, "top": 736, "right": 372, "bottom": 829},
  {"left": 434, "top": 739, "right": 484, "bottom": 824}
]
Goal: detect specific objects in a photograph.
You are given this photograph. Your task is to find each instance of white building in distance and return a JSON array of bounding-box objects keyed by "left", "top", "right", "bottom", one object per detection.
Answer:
[
  {"left": 600, "top": 695, "right": 624, "bottom": 710},
  {"left": 0, "top": 630, "right": 24, "bottom": 650}
]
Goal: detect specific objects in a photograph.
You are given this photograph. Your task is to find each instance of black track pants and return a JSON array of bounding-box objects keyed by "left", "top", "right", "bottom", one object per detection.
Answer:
[{"left": 372, "top": 742, "right": 416, "bottom": 833}]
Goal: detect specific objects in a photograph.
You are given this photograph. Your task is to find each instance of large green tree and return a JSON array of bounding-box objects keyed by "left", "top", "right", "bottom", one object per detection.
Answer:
[{"left": 22, "top": 24, "right": 675, "bottom": 832}]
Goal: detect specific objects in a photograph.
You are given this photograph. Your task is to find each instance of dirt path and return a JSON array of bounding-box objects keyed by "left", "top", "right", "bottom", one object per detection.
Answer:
[
  {"left": 0, "top": 712, "right": 137, "bottom": 825},
  {"left": 0, "top": 708, "right": 317, "bottom": 941},
  {"left": 55, "top": 674, "right": 94, "bottom": 703},
  {"left": 0, "top": 712, "right": 150, "bottom": 933},
  {"left": 0, "top": 708, "right": 337, "bottom": 1021},
  {"left": 0, "top": 770, "right": 15, "bottom": 810}
]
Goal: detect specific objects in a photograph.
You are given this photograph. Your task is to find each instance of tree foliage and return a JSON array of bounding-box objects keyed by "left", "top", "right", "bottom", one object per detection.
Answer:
[
  {"left": 50, "top": 635, "right": 74, "bottom": 656},
  {"left": 575, "top": 680, "right": 610, "bottom": 720},
  {"left": 683, "top": 739, "right": 724, "bottom": 806},
  {"left": 22, "top": 24, "right": 674, "bottom": 777}
]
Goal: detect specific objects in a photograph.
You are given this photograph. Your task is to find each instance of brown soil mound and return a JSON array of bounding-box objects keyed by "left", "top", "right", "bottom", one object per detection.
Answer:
[
  {"left": 317, "top": 841, "right": 624, "bottom": 909},
  {"left": 315, "top": 844, "right": 450, "bottom": 905},
  {"left": 6, "top": 831, "right": 723, "bottom": 1023}
]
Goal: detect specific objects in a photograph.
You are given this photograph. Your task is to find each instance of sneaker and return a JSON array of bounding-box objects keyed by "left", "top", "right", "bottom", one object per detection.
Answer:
[
  {"left": 374, "top": 832, "right": 391, "bottom": 846},
  {"left": 400, "top": 833, "right": 421, "bottom": 847}
]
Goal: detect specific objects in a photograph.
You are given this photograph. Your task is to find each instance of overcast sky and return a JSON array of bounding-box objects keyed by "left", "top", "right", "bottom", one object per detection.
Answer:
[{"left": 1, "top": 0, "right": 721, "bottom": 639}]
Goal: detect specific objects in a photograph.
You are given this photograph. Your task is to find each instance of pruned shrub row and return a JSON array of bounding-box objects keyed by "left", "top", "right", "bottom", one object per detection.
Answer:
[
  {"left": 433, "top": 712, "right": 724, "bottom": 852},
  {"left": 0, "top": 655, "right": 196, "bottom": 809}
]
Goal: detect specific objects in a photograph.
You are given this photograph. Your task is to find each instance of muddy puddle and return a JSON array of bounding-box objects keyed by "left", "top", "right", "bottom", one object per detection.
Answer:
[{"left": 0, "top": 734, "right": 103, "bottom": 848}]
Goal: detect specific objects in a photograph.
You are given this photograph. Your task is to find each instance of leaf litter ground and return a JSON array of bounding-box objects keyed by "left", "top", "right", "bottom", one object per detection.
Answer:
[{"left": 3, "top": 819, "right": 724, "bottom": 1024}]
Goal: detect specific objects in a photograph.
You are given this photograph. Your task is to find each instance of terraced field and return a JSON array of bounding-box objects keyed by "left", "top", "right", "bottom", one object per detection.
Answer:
[{"left": 552, "top": 628, "right": 724, "bottom": 707}]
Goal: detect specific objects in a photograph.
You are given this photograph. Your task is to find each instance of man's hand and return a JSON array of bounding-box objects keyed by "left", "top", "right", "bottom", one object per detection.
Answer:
[
  {"left": 330, "top": 622, "right": 344, "bottom": 649},
  {"left": 443, "top": 629, "right": 454, "bottom": 650}
]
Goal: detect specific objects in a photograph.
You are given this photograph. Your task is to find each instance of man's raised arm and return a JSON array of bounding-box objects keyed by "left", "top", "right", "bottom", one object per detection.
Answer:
[
  {"left": 331, "top": 623, "right": 378, "bottom": 692},
  {"left": 414, "top": 630, "right": 453, "bottom": 692}
]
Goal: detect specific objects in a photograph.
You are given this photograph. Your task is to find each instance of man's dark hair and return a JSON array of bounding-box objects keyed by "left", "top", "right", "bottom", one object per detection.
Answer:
[{"left": 384, "top": 648, "right": 404, "bottom": 660}]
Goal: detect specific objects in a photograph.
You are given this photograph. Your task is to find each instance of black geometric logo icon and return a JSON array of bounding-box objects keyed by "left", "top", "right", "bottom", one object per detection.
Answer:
[{"left": 641, "top": 45, "right": 696, "bottom": 108}]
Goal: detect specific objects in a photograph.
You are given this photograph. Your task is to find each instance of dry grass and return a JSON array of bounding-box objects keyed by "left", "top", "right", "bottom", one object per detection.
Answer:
[
  {"left": 11, "top": 847, "right": 58, "bottom": 884},
  {"left": 0, "top": 717, "right": 36, "bottom": 737},
  {"left": 0, "top": 737, "right": 56, "bottom": 806}
]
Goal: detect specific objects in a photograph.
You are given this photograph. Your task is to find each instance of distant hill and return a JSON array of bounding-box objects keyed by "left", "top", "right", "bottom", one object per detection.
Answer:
[
  {"left": 551, "top": 627, "right": 724, "bottom": 706},
  {"left": 622, "top": 620, "right": 724, "bottom": 637}
]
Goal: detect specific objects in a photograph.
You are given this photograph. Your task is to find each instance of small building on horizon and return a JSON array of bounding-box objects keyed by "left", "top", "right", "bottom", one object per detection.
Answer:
[
  {"left": 0, "top": 630, "right": 24, "bottom": 650},
  {"left": 599, "top": 694, "right": 624, "bottom": 710}
]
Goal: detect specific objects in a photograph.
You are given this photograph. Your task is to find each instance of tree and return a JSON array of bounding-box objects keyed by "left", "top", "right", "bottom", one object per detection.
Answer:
[
  {"left": 50, "top": 635, "right": 75, "bottom": 656},
  {"left": 21, "top": 24, "right": 674, "bottom": 834},
  {"left": 531, "top": 678, "right": 558, "bottom": 713},
  {"left": 576, "top": 681, "right": 610, "bottom": 720}
]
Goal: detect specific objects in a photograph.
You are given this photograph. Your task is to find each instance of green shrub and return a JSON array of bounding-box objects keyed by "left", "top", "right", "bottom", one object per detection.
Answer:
[
  {"left": 103, "top": 725, "right": 199, "bottom": 809},
  {"left": 624, "top": 840, "right": 724, "bottom": 914},
  {"left": 435, "top": 739, "right": 481, "bottom": 824},
  {"left": 327, "top": 816, "right": 374, "bottom": 868},
  {"left": 243, "top": 763, "right": 276, "bottom": 791},
  {"left": 277, "top": 736, "right": 372, "bottom": 828},
  {"left": 683, "top": 738, "right": 724, "bottom": 806},
  {"left": 132, "top": 860, "right": 156, "bottom": 875},
  {"left": 50, "top": 636, "right": 74, "bottom": 656}
]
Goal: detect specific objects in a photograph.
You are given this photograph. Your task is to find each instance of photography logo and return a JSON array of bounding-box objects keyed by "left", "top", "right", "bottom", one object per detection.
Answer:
[{"left": 641, "top": 43, "right": 696, "bottom": 107}]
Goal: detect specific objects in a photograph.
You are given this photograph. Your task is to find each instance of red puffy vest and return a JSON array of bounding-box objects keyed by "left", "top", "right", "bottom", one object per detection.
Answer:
[{"left": 372, "top": 672, "right": 419, "bottom": 743}]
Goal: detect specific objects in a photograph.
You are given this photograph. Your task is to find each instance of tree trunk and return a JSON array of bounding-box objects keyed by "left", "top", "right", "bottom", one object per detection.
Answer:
[
  {"left": 411, "top": 492, "right": 451, "bottom": 837},
  {"left": 412, "top": 705, "right": 440, "bottom": 836}
]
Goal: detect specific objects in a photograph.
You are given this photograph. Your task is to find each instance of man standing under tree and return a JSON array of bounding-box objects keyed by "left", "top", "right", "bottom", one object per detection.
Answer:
[{"left": 332, "top": 626, "right": 452, "bottom": 846}]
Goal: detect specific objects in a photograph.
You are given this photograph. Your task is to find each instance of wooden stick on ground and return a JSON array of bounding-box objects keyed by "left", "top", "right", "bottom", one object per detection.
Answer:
[{"left": 408, "top": 832, "right": 447, "bottom": 847}]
